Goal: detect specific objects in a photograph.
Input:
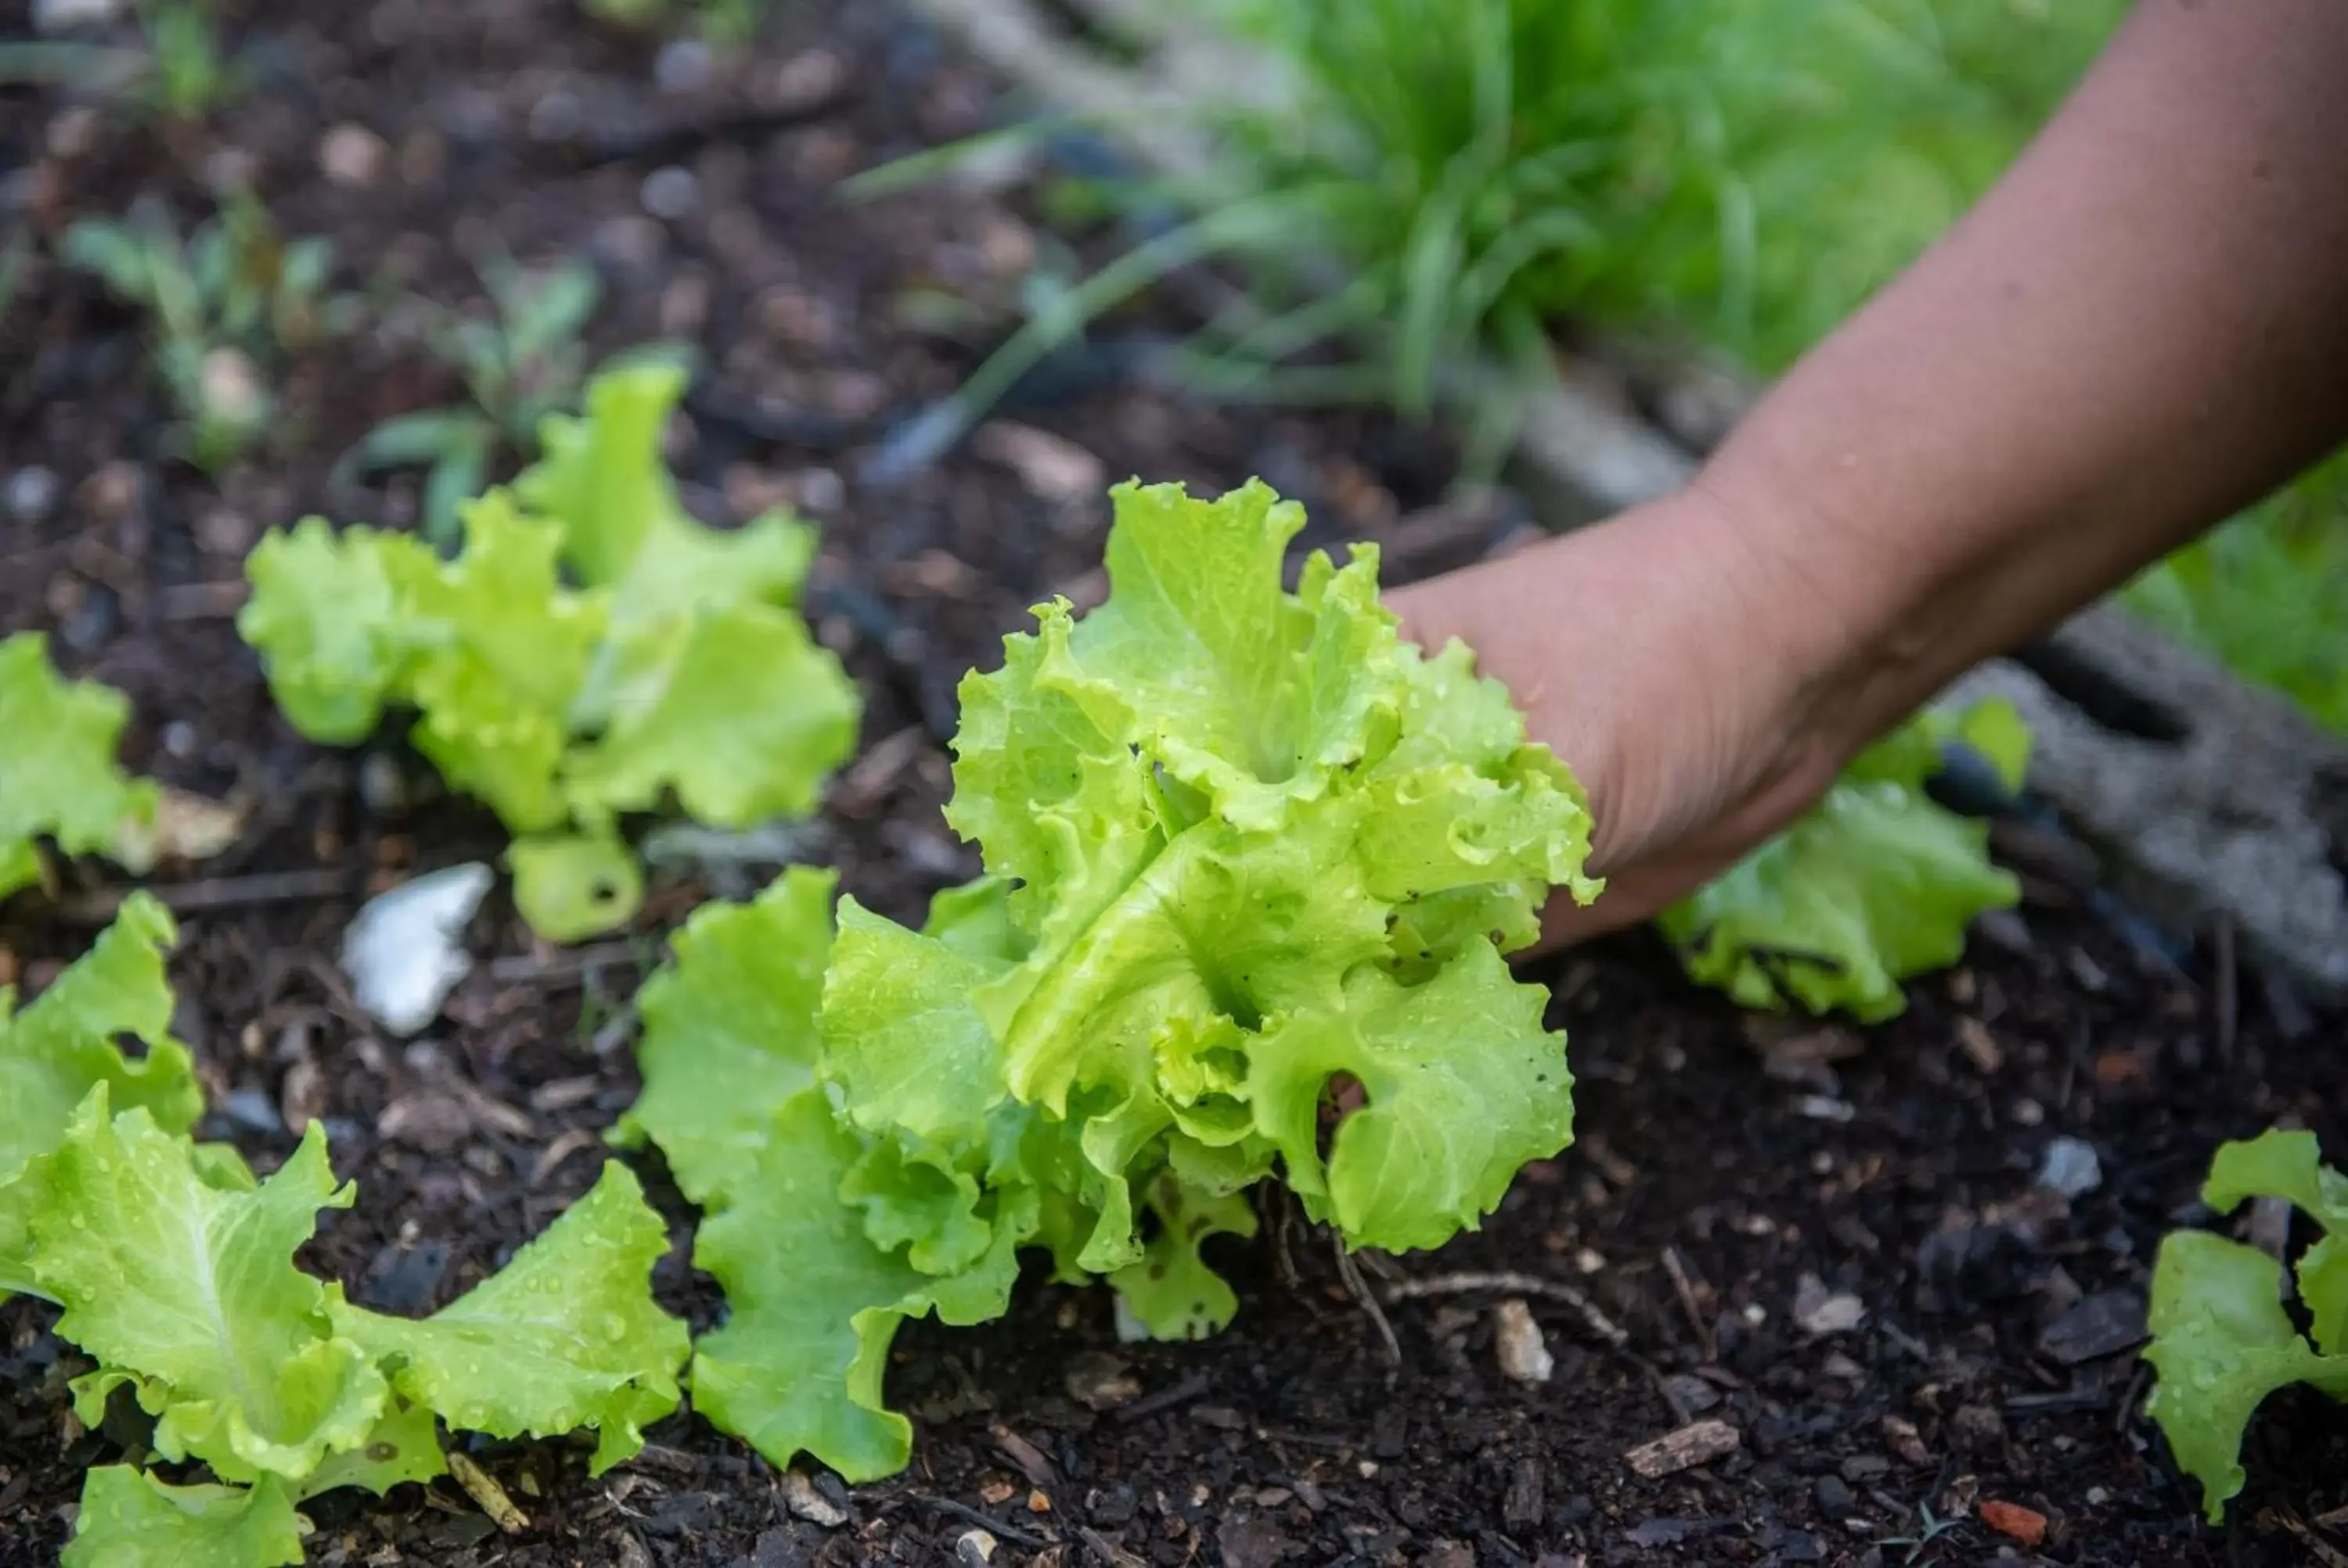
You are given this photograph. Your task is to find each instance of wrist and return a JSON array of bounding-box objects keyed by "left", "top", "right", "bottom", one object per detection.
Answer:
[{"left": 1639, "top": 469, "right": 1911, "bottom": 771}]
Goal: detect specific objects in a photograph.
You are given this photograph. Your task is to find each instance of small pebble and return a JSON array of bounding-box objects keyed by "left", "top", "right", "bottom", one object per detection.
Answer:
[
  {"left": 528, "top": 89, "right": 582, "bottom": 142},
  {"left": 2035, "top": 1135, "right": 2101, "bottom": 1199},
  {"left": 795, "top": 466, "right": 845, "bottom": 513},
  {"left": 319, "top": 123, "right": 387, "bottom": 186},
  {"left": 359, "top": 752, "right": 410, "bottom": 816},
  {"left": 5, "top": 466, "right": 59, "bottom": 525},
  {"left": 953, "top": 1529, "right": 995, "bottom": 1566},
  {"left": 1493, "top": 1298, "right": 1554, "bottom": 1383},
  {"left": 1813, "top": 1475, "right": 1853, "bottom": 1516},
  {"left": 1792, "top": 1272, "right": 1867, "bottom": 1336},
  {"left": 48, "top": 107, "right": 99, "bottom": 160},
  {"left": 655, "top": 39, "right": 714, "bottom": 94},
  {"left": 1063, "top": 1351, "right": 1141, "bottom": 1412},
  {"left": 641, "top": 165, "right": 700, "bottom": 221},
  {"left": 780, "top": 1469, "right": 848, "bottom": 1528}
]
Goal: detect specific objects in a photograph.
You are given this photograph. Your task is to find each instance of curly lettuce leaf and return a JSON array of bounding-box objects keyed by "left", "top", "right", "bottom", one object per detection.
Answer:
[
  {"left": 63, "top": 1469, "right": 303, "bottom": 1568},
  {"left": 0, "top": 632, "right": 160, "bottom": 900},
  {"left": 518, "top": 360, "right": 815, "bottom": 619},
  {"left": 240, "top": 363, "right": 860, "bottom": 945},
  {"left": 298, "top": 1395, "right": 448, "bottom": 1498},
  {"left": 402, "top": 492, "right": 608, "bottom": 834},
  {"left": 236, "top": 519, "right": 431, "bottom": 744},
  {"left": 2145, "top": 1230, "right": 2348, "bottom": 1523},
  {"left": 1658, "top": 699, "right": 2028, "bottom": 1021},
  {"left": 328, "top": 1161, "right": 687, "bottom": 1475},
  {"left": 690, "top": 1089, "right": 935, "bottom": 1483},
  {"left": 1, "top": 893, "right": 199, "bottom": 1185},
  {"left": 819, "top": 479, "right": 1591, "bottom": 1289},
  {"left": 1248, "top": 941, "right": 1572, "bottom": 1252},
  {"left": 2145, "top": 1130, "right": 2348, "bottom": 1521},
  {"left": 562, "top": 602, "right": 859, "bottom": 829},
  {"left": 2202, "top": 1127, "right": 2348, "bottom": 1356},
  {"left": 615, "top": 866, "right": 834, "bottom": 1205},
  {"left": 621, "top": 481, "right": 1590, "bottom": 1485},
  {"left": 517, "top": 361, "right": 848, "bottom": 805},
  {"left": 1, "top": 894, "right": 200, "bottom": 1298},
  {"left": 510, "top": 831, "right": 646, "bottom": 944},
  {"left": 34, "top": 1091, "right": 387, "bottom": 1482},
  {"left": 823, "top": 897, "right": 1014, "bottom": 1147},
  {"left": 1108, "top": 1175, "right": 1257, "bottom": 1340}
]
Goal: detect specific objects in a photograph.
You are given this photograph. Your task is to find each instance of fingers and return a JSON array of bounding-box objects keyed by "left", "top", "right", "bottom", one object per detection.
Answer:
[{"left": 1525, "top": 851, "right": 1726, "bottom": 956}]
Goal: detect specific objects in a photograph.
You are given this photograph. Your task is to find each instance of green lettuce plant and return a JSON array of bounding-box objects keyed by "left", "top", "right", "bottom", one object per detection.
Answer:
[
  {"left": 1, "top": 896, "right": 689, "bottom": 1566},
  {"left": 2145, "top": 1129, "right": 2348, "bottom": 1524},
  {"left": 239, "top": 360, "right": 861, "bottom": 941},
  {"left": 1658, "top": 696, "right": 2030, "bottom": 1021},
  {"left": 617, "top": 479, "right": 1600, "bottom": 1480},
  {"left": 0, "top": 631, "right": 161, "bottom": 903}
]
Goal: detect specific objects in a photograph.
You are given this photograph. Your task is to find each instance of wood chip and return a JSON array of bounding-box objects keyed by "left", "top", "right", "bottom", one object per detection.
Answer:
[
  {"left": 447, "top": 1451, "right": 528, "bottom": 1534},
  {"left": 1978, "top": 1500, "right": 2047, "bottom": 1548},
  {"left": 1954, "top": 1016, "right": 2004, "bottom": 1074},
  {"left": 528, "top": 1074, "right": 602, "bottom": 1113},
  {"left": 1623, "top": 1419, "right": 1740, "bottom": 1478},
  {"left": 529, "top": 1127, "right": 603, "bottom": 1186},
  {"left": 1882, "top": 1414, "right": 1931, "bottom": 1466},
  {"left": 990, "top": 1422, "right": 1057, "bottom": 1486}
]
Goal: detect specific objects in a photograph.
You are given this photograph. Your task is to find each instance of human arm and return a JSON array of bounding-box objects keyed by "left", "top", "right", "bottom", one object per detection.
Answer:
[{"left": 1394, "top": 0, "right": 2348, "bottom": 940}]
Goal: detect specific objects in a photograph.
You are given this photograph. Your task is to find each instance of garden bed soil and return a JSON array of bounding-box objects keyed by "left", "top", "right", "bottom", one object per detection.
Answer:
[{"left": 5, "top": 2, "right": 2348, "bottom": 1563}]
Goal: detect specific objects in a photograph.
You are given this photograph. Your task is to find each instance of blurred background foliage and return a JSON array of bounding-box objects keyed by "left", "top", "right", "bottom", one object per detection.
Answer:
[{"left": 1007, "top": 0, "right": 2343, "bottom": 731}]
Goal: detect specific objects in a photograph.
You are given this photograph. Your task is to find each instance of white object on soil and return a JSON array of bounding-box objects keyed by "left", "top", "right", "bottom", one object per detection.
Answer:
[
  {"left": 2034, "top": 1135, "right": 2103, "bottom": 1199},
  {"left": 340, "top": 863, "right": 493, "bottom": 1036},
  {"left": 1493, "top": 1297, "right": 1554, "bottom": 1383}
]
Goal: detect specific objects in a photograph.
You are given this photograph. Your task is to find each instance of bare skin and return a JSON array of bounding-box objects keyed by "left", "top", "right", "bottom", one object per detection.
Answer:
[{"left": 1392, "top": 0, "right": 2348, "bottom": 946}]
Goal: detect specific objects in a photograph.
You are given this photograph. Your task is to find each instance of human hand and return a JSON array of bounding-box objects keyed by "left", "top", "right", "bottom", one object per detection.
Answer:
[{"left": 1387, "top": 484, "right": 1874, "bottom": 950}]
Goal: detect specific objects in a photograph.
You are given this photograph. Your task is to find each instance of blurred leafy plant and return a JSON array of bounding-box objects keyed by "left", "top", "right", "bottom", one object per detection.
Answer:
[
  {"left": 2125, "top": 455, "right": 2348, "bottom": 735},
  {"left": 899, "top": 0, "right": 2121, "bottom": 453},
  {"left": 136, "top": 0, "right": 239, "bottom": 121},
  {"left": 337, "top": 255, "right": 603, "bottom": 545},
  {"left": 0, "top": 0, "right": 238, "bottom": 120},
  {"left": 1660, "top": 696, "right": 2029, "bottom": 1021},
  {"left": 63, "top": 192, "right": 351, "bottom": 473},
  {"left": 582, "top": 0, "right": 769, "bottom": 47},
  {"left": 248, "top": 361, "right": 859, "bottom": 943}
]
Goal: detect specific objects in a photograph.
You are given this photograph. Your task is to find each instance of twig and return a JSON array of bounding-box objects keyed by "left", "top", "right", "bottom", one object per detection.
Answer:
[
  {"left": 1385, "top": 1269, "right": 1629, "bottom": 1350},
  {"left": 56, "top": 867, "right": 360, "bottom": 923},
  {"left": 488, "top": 940, "right": 652, "bottom": 987},
  {"left": 1265, "top": 1184, "right": 1301, "bottom": 1295},
  {"left": 1079, "top": 1525, "right": 1149, "bottom": 1568},
  {"left": 902, "top": 1493, "right": 1050, "bottom": 1548},
  {"left": 447, "top": 1451, "right": 529, "bottom": 1534},
  {"left": 1111, "top": 1372, "right": 1208, "bottom": 1424},
  {"left": 1333, "top": 1235, "right": 1401, "bottom": 1373},
  {"left": 2272, "top": 1510, "right": 2348, "bottom": 1568},
  {"left": 1660, "top": 1246, "right": 1716, "bottom": 1362},
  {"left": 2115, "top": 1359, "right": 2152, "bottom": 1436}
]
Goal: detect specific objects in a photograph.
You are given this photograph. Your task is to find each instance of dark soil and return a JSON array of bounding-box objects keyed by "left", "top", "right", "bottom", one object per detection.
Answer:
[{"left": 5, "top": 2, "right": 2347, "bottom": 1565}]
